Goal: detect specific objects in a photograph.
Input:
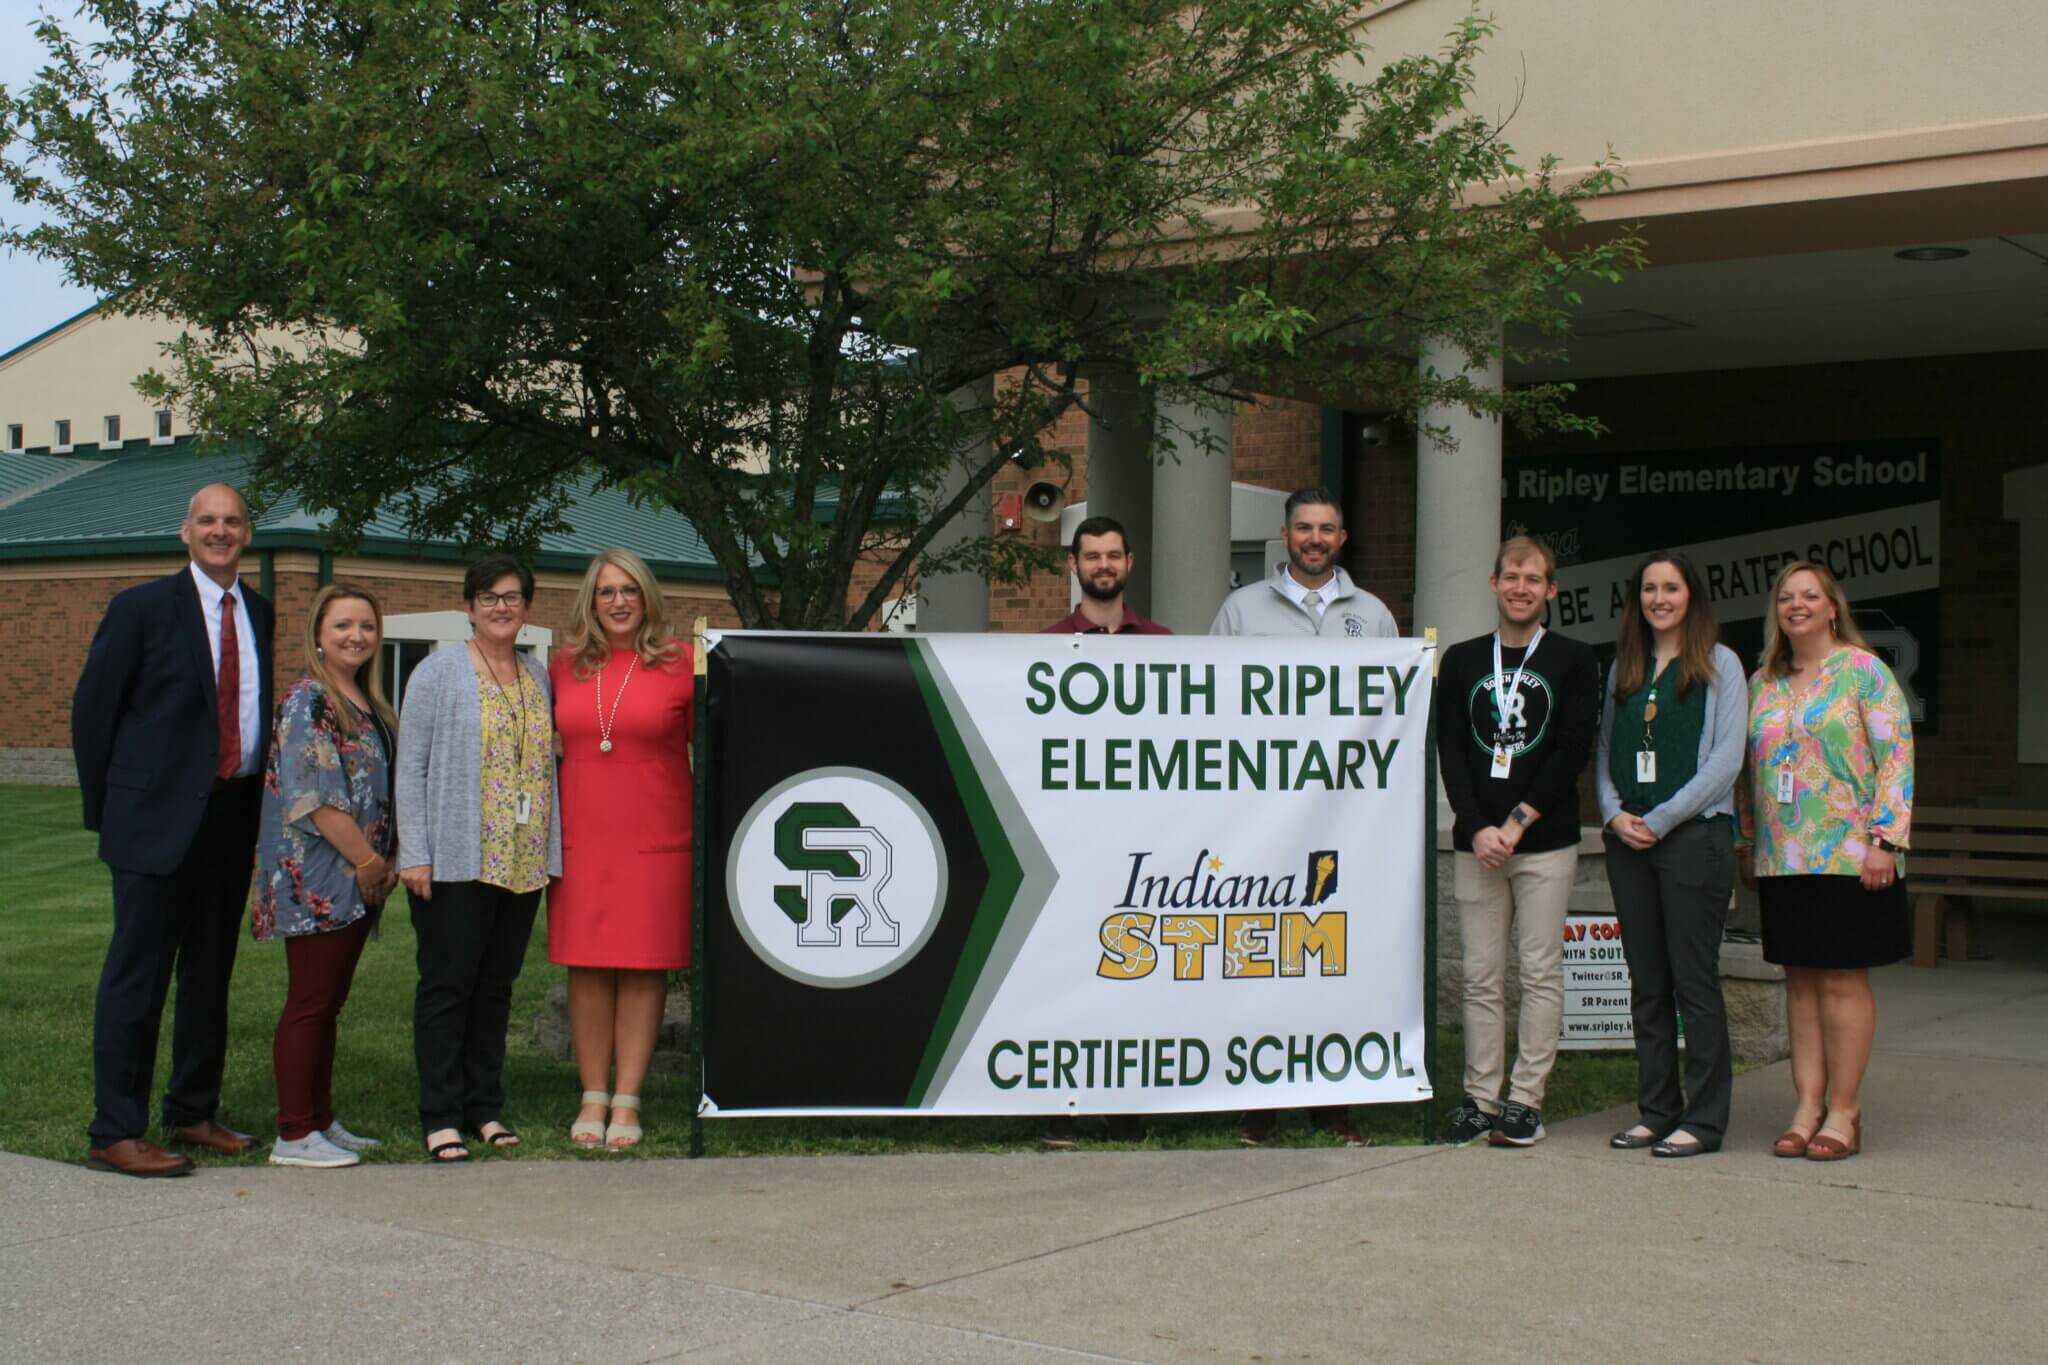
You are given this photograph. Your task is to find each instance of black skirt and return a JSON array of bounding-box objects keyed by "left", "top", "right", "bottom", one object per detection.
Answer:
[{"left": 1758, "top": 874, "right": 1911, "bottom": 969}]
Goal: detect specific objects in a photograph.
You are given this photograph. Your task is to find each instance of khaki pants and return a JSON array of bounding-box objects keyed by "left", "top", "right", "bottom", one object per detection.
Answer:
[{"left": 1455, "top": 844, "right": 1578, "bottom": 1111}]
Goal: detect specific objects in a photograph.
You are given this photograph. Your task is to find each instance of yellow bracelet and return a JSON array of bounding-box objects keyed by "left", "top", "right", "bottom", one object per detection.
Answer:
[{"left": 352, "top": 850, "right": 381, "bottom": 870}]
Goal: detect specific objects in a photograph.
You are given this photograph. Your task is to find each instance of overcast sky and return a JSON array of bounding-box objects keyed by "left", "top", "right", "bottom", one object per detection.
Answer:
[{"left": 2, "top": 0, "right": 106, "bottom": 354}]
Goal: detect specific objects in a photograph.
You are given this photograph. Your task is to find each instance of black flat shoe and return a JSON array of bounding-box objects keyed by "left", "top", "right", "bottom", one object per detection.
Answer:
[
  {"left": 1651, "top": 1132, "right": 1720, "bottom": 1158},
  {"left": 1609, "top": 1126, "right": 1664, "bottom": 1150}
]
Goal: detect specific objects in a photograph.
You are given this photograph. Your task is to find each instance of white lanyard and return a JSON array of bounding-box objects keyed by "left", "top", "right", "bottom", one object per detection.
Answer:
[{"left": 1491, "top": 627, "right": 1543, "bottom": 740}]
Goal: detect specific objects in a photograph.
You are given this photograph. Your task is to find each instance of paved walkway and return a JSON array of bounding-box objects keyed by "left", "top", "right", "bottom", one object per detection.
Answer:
[{"left": 4, "top": 961, "right": 2043, "bottom": 1363}]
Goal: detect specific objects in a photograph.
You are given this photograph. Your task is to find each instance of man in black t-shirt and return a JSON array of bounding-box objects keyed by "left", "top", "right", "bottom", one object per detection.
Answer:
[{"left": 1434, "top": 537, "right": 1597, "bottom": 1147}]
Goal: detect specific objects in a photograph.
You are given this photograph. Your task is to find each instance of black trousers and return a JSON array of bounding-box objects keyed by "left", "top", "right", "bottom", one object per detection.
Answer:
[
  {"left": 90, "top": 777, "right": 261, "bottom": 1145},
  {"left": 1603, "top": 819, "right": 1735, "bottom": 1143},
  {"left": 412, "top": 880, "right": 540, "bottom": 1135}
]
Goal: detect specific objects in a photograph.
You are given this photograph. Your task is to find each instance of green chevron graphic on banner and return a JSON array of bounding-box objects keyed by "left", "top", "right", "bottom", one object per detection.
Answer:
[{"left": 903, "top": 640, "right": 1058, "bottom": 1107}]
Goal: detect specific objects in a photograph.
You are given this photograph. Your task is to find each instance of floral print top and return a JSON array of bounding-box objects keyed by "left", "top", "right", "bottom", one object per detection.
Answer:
[
  {"left": 478, "top": 663, "right": 553, "bottom": 894},
  {"left": 253, "top": 676, "right": 396, "bottom": 940},
  {"left": 1737, "top": 646, "right": 1913, "bottom": 878}
]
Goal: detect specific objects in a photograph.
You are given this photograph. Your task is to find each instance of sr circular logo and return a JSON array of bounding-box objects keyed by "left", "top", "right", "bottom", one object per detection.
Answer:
[{"left": 726, "top": 767, "right": 948, "bottom": 988}]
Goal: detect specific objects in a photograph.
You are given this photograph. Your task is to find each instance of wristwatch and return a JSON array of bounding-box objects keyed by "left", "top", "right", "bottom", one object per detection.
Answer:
[
  {"left": 1869, "top": 833, "right": 1901, "bottom": 853},
  {"left": 1509, "top": 807, "right": 1534, "bottom": 828}
]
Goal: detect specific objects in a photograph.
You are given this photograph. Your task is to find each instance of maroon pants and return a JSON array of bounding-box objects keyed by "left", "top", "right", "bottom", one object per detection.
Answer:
[{"left": 273, "top": 918, "right": 371, "bottom": 1141}]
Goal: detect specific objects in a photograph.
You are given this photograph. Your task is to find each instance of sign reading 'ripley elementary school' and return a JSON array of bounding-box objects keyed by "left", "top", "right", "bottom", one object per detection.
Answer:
[
  {"left": 699, "top": 632, "right": 1436, "bottom": 1118},
  {"left": 1505, "top": 439, "right": 1941, "bottom": 730}
]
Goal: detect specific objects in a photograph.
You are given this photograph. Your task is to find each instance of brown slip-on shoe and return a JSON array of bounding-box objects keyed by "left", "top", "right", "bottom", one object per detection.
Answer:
[
  {"left": 167, "top": 1118, "right": 258, "bottom": 1155},
  {"left": 87, "top": 1138, "right": 196, "bottom": 1178},
  {"left": 1804, "top": 1117, "right": 1861, "bottom": 1162}
]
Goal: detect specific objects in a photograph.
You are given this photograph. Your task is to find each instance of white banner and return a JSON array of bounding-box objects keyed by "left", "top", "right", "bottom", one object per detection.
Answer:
[{"left": 704, "top": 633, "right": 1437, "bottom": 1117}]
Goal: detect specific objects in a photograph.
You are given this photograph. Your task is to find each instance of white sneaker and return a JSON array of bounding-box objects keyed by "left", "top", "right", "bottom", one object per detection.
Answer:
[
  {"left": 322, "top": 1121, "right": 382, "bottom": 1152},
  {"left": 270, "top": 1132, "right": 361, "bottom": 1168}
]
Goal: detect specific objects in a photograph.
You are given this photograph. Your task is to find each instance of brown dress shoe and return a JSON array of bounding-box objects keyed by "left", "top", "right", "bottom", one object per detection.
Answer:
[
  {"left": 87, "top": 1138, "right": 196, "bottom": 1178},
  {"left": 167, "top": 1119, "right": 258, "bottom": 1155}
]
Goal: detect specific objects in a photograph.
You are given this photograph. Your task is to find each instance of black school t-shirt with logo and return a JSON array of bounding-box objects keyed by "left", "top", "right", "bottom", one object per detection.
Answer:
[{"left": 1433, "top": 631, "right": 1599, "bottom": 854}]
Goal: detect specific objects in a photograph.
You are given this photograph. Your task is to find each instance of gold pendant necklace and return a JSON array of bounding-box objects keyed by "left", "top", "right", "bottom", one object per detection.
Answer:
[{"left": 597, "top": 655, "right": 637, "bottom": 753}]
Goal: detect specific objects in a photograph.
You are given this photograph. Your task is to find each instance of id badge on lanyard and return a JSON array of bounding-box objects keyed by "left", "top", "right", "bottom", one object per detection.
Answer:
[
  {"left": 1489, "top": 629, "right": 1542, "bottom": 782},
  {"left": 1636, "top": 750, "right": 1657, "bottom": 783},
  {"left": 515, "top": 791, "right": 534, "bottom": 825},
  {"left": 1775, "top": 765, "right": 1795, "bottom": 805}
]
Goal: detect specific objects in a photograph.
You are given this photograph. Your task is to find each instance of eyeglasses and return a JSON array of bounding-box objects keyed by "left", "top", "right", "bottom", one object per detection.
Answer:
[
  {"left": 595, "top": 585, "right": 643, "bottom": 603},
  {"left": 474, "top": 591, "right": 526, "bottom": 608}
]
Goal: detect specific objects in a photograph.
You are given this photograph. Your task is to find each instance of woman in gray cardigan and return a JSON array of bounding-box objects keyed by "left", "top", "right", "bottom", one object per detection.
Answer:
[
  {"left": 396, "top": 555, "right": 562, "bottom": 1163},
  {"left": 1596, "top": 551, "right": 1747, "bottom": 1159}
]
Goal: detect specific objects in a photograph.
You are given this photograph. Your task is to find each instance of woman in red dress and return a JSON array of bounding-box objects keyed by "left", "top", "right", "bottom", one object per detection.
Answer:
[{"left": 549, "top": 549, "right": 693, "bottom": 1148}]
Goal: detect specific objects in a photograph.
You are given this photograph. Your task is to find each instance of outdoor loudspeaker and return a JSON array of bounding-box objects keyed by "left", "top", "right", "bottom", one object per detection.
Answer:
[{"left": 1023, "top": 481, "right": 1065, "bottom": 522}]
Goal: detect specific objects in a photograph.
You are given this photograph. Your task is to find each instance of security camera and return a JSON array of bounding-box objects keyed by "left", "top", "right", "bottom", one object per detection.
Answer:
[{"left": 1360, "top": 421, "right": 1391, "bottom": 448}]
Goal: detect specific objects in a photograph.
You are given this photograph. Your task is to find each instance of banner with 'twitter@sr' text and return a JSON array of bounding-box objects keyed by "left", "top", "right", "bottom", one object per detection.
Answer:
[{"left": 700, "top": 632, "right": 1434, "bottom": 1118}]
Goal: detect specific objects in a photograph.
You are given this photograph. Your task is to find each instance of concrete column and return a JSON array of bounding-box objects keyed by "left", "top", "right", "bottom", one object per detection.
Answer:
[
  {"left": 918, "top": 377, "right": 994, "bottom": 633},
  {"left": 1082, "top": 370, "right": 1155, "bottom": 615},
  {"left": 1149, "top": 383, "right": 1234, "bottom": 634},
  {"left": 1414, "top": 330, "right": 1504, "bottom": 645}
]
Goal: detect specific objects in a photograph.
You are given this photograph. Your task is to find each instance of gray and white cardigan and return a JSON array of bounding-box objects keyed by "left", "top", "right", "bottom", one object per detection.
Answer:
[{"left": 395, "top": 643, "right": 563, "bottom": 883}]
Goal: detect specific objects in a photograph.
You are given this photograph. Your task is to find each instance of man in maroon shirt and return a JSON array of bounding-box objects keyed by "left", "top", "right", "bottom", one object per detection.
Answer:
[
  {"left": 1039, "top": 516, "right": 1163, "bottom": 1146},
  {"left": 1042, "top": 517, "right": 1170, "bottom": 636}
]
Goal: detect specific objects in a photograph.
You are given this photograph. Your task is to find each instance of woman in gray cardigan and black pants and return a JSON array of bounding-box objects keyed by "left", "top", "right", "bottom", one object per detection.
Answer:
[{"left": 396, "top": 555, "right": 562, "bottom": 1162}]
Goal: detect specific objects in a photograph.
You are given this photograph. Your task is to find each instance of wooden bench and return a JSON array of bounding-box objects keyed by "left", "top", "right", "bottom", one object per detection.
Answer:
[{"left": 1907, "top": 806, "right": 2048, "bottom": 967}]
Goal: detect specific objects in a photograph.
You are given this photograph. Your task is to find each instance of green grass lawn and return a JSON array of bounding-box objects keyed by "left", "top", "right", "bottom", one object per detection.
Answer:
[{"left": 0, "top": 784, "right": 1634, "bottom": 1165}]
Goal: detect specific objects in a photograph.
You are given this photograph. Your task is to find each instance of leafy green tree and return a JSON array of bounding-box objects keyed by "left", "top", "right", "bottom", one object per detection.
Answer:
[{"left": 3, "top": 1, "right": 1637, "bottom": 628}]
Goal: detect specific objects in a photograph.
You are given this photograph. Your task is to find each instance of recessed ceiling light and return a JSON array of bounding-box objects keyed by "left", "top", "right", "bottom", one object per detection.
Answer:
[{"left": 1894, "top": 246, "right": 1970, "bottom": 262}]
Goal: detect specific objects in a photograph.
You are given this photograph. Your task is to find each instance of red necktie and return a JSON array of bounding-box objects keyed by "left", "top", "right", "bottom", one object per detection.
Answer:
[{"left": 216, "top": 592, "right": 242, "bottom": 780}]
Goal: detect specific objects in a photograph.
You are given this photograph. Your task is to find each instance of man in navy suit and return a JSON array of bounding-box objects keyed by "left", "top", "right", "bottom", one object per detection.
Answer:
[{"left": 73, "top": 482, "right": 275, "bottom": 1176}]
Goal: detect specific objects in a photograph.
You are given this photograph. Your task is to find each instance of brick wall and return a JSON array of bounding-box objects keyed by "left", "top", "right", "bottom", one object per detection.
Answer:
[
  {"left": 0, "top": 559, "right": 185, "bottom": 751},
  {"left": 1349, "top": 435, "right": 1419, "bottom": 633},
  {"left": 0, "top": 556, "right": 745, "bottom": 759},
  {"left": 987, "top": 393, "right": 1326, "bottom": 633}
]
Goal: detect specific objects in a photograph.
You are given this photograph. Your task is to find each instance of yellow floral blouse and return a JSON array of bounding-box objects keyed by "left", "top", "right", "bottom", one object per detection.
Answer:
[{"left": 478, "top": 666, "right": 553, "bottom": 894}]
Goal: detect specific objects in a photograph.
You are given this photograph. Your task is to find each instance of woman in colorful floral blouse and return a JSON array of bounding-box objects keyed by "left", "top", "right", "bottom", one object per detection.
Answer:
[
  {"left": 1736, "top": 560, "right": 1913, "bottom": 1163},
  {"left": 396, "top": 555, "right": 561, "bottom": 1163},
  {"left": 254, "top": 584, "right": 399, "bottom": 1169}
]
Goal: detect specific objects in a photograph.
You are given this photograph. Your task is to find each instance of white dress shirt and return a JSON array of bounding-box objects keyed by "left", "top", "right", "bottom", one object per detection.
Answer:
[
  {"left": 1275, "top": 565, "right": 1332, "bottom": 613},
  {"left": 189, "top": 560, "right": 262, "bottom": 776}
]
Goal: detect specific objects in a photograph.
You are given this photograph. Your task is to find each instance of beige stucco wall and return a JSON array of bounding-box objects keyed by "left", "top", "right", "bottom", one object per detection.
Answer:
[
  {"left": 1350, "top": 0, "right": 2048, "bottom": 190},
  {"left": 0, "top": 308, "right": 194, "bottom": 452}
]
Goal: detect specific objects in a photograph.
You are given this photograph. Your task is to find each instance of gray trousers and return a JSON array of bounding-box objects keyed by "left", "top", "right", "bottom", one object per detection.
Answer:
[{"left": 1602, "top": 819, "right": 1735, "bottom": 1142}]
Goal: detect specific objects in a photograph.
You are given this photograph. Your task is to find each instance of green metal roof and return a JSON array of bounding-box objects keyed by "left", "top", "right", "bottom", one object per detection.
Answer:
[
  {"left": 0, "top": 439, "right": 741, "bottom": 581},
  {"left": 0, "top": 450, "right": 104, "bottom": 509}
]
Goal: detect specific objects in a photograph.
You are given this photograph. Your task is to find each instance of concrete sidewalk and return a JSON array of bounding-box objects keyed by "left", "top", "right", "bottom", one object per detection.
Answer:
[{"left": 4, "top": 961, "right": 2043, "bottom": 1363}]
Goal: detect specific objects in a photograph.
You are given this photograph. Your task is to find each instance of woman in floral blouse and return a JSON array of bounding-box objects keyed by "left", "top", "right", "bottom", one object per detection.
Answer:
[
  {"left": 254, "top": 584, "right": 400, "bottom": 1169},
  {"left": 1737, "top": 561, "right": 1913, "bottom": 1164}
]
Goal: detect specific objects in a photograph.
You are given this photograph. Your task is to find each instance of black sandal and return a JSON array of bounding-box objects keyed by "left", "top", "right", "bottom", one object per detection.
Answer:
[
  {"left": 427, "top": 1138, "right": 470, "bottom": 1163},
  {"left": 471, "top": 1122, "right": 520, "bottom": 1148}
]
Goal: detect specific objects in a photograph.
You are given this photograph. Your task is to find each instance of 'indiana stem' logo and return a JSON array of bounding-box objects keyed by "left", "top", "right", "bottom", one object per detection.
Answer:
[
  {"left": 1095, "top": 847, "right": 1348, "bottom": 982},
  {"left": 728, "top": 767, "right": 948, "bottom": 987}
]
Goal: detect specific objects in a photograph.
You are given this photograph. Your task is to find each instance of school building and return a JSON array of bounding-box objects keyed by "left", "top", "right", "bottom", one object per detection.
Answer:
[{"left": 5, "top": 0, "right": 2046, "bottom": 833}]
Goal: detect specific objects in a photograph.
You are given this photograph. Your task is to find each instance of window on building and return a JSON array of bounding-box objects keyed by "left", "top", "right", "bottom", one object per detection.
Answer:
[
  {"left": 53, "top": 419, "right": 72, "bottom": 450},
  {"left": 4, "top": 423, "right": 21, "bottom": 452},
  {"left": 154, "top": 409, "right": 174, "bottom": 442},
  {"left": 103, "top": 415, "right": 121, "bottom": 446}
]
